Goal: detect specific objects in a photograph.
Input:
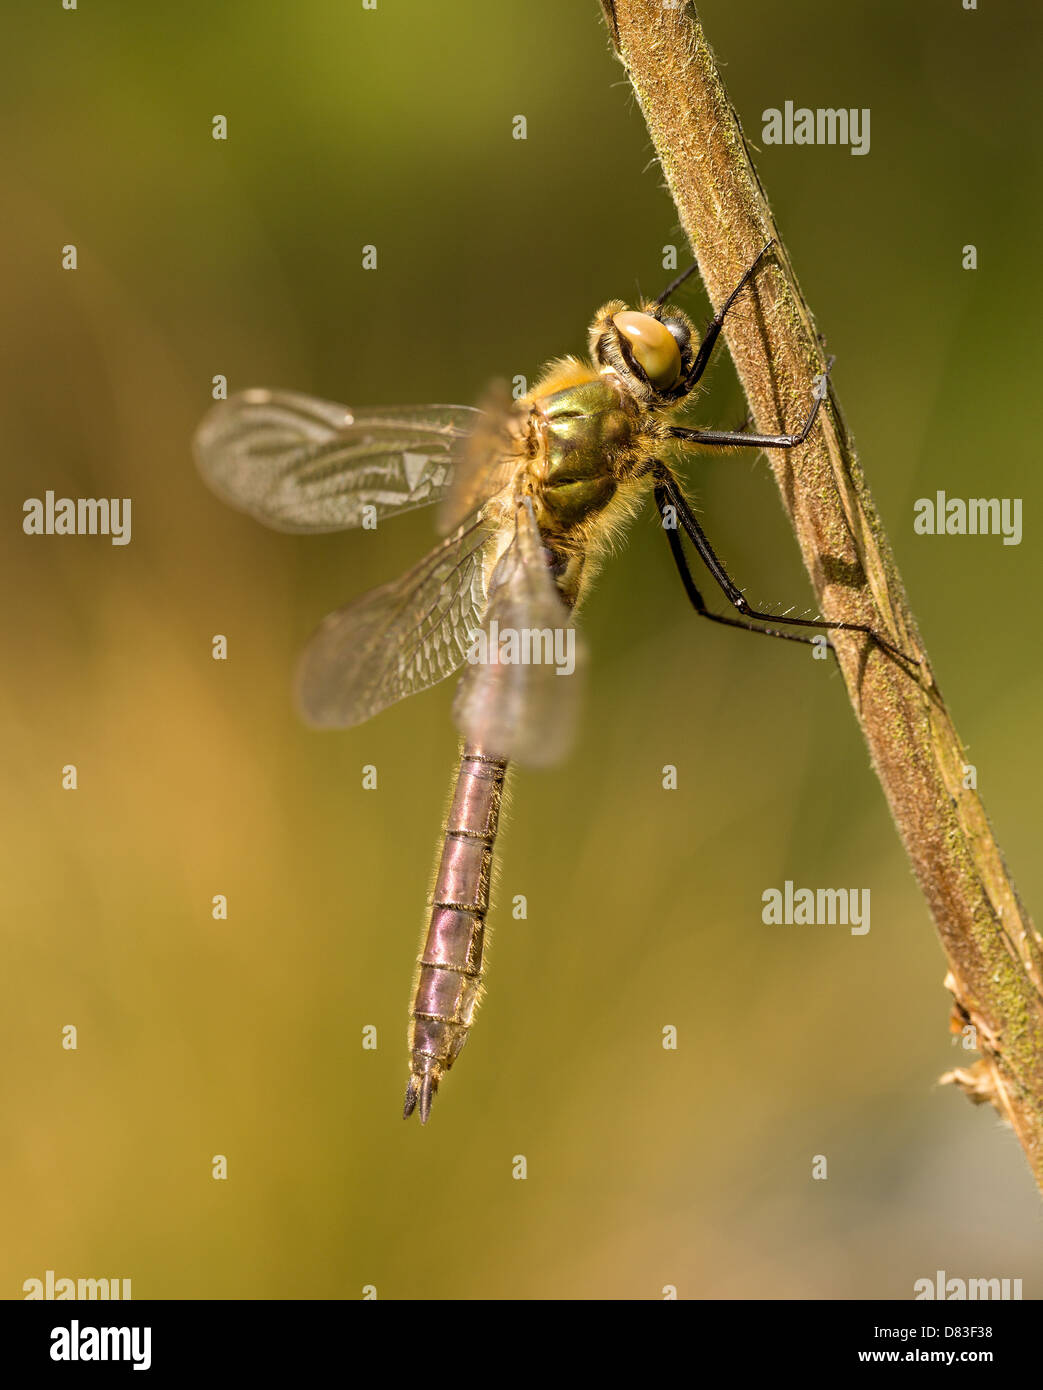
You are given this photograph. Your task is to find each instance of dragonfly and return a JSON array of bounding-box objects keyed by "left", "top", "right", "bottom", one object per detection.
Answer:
[{"left": 194, "top": 241, "right": 911, "bottom": 1123}]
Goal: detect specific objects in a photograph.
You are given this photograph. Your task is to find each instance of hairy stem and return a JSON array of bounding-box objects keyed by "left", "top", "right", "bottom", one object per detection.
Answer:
[{"left": 600, "top": 0, "right": 1043, "bottom": 1186}]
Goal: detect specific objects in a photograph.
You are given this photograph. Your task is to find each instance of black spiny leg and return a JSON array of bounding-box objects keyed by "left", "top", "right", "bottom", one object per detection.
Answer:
[
  {"left": 654, "top": 240, "right": 776, "bottom": 391},
  {"left": 654, "top": 479, "right": 825, "bottom": 649},
  {"left": 653, "top": 465, "right": 917, "bottom": 665},
  {"left": 668, "top": 357, "right": 832, "bottom": 452}
]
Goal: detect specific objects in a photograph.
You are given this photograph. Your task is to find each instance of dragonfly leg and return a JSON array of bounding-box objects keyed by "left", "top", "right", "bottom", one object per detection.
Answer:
[
  {"left": 653, "top": 465, "right": 918, "bottom": 665},
  {"left": 654, "top": 240, "right": 775, "bottom": 391},
  {"left": 667, "top": 355, "right": 832, "bottom": 450},
  {"left": 655, "top": 478, "right": 824, "bottom": 648}
]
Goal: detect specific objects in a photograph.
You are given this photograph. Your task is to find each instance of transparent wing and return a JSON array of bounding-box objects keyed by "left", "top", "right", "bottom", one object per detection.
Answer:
[
  {"left": 295, "top": 515, "right": 494, "bottom": 729},
  {"left": 194, "top": 388, "right": 484, "bottom": 533},
  {"left": 436, "top": 381, "right": 525, "bottom": 536},
  {"left": 452, "top": 500, "right": 586, "bottom": 768}
]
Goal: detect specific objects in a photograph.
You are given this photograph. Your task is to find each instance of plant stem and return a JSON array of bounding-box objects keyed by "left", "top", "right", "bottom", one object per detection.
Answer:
[{"left": 601, "top": 0, "right": 1043, "bottom": 1187}]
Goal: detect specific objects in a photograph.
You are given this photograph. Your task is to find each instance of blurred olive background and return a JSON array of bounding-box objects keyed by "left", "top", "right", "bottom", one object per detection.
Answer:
[{"left": 3, "top": 0, "right": 1041, "bottom": 1300}]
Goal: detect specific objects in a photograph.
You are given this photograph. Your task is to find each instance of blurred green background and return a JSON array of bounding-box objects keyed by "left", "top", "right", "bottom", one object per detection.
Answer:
[{"left": 3, "top": 0, "right": 1041, "bottom": 1299}]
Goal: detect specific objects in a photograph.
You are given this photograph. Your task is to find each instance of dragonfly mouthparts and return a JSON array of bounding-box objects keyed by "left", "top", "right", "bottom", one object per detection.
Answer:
[{"left": 403, "top": 1071, "right": 438, "bottom": 1124}]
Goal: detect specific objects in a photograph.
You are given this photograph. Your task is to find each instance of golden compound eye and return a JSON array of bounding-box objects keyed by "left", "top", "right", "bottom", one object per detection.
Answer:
[{"left": 612, "top": 311, "right": 682, "bottom": 389}]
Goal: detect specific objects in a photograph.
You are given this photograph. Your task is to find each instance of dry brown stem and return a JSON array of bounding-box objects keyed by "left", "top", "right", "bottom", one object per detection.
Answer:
[{"left": 601, "top": 0, "right": 1043, "bottom": 1187}]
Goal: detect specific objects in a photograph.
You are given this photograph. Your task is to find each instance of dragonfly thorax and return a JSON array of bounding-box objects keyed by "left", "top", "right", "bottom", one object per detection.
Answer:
[{"left": 531, "top": 376, "right": 640, "bottom": 535}]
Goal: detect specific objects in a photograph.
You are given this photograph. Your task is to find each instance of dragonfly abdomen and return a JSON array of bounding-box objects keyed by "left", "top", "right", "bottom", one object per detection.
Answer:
[{"left": 404, "top": 746, "right": 508, "bottom": 1122}]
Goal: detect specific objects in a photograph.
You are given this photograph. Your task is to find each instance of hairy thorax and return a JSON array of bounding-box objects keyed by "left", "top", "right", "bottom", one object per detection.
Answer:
[{"left": 526, "top": 361, "right": 656, "bottom": 535}]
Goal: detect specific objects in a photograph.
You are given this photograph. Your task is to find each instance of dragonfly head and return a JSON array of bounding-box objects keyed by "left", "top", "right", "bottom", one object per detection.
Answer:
[{"left": 589, "top": 300, "right": 697, "bottom": 407}]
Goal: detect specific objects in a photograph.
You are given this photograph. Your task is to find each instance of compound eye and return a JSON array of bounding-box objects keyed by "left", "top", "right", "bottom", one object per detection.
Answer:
[{"left": 612, "top": 311, "right": 682, "bottom": 389}]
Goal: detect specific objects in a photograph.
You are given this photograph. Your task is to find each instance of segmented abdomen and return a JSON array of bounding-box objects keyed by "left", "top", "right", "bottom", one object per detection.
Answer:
[{"left": 403, "top": 746, "right": 508, "bottom": 1122}]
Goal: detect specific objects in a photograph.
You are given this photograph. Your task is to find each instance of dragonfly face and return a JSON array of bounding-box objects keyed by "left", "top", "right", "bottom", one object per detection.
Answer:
[
  {"left": 194, "top": 243, "right": 866, "bottom": 1122},
  {"left": 589, "top": 301, "right": 697, "bottom": 402}
]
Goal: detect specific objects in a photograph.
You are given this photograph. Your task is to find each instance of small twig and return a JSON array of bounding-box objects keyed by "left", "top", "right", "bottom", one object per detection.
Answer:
[{"left": 601, "top": 0, "right": 1043, "bottom": 1187}]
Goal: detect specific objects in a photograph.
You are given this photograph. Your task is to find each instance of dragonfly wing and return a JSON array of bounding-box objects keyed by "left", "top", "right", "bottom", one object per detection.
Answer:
[
  {"left": 295, "top": 517, "right": 493, "bottom": 728},
  {"left": 452, "top": 500, "right": 586, "bottom": 768},
  {"left": 194, "top": 389, "right": 482, "bottom": 533},
  {"left": 436, "top": 382, "right": 525, "bottom": 536}
]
